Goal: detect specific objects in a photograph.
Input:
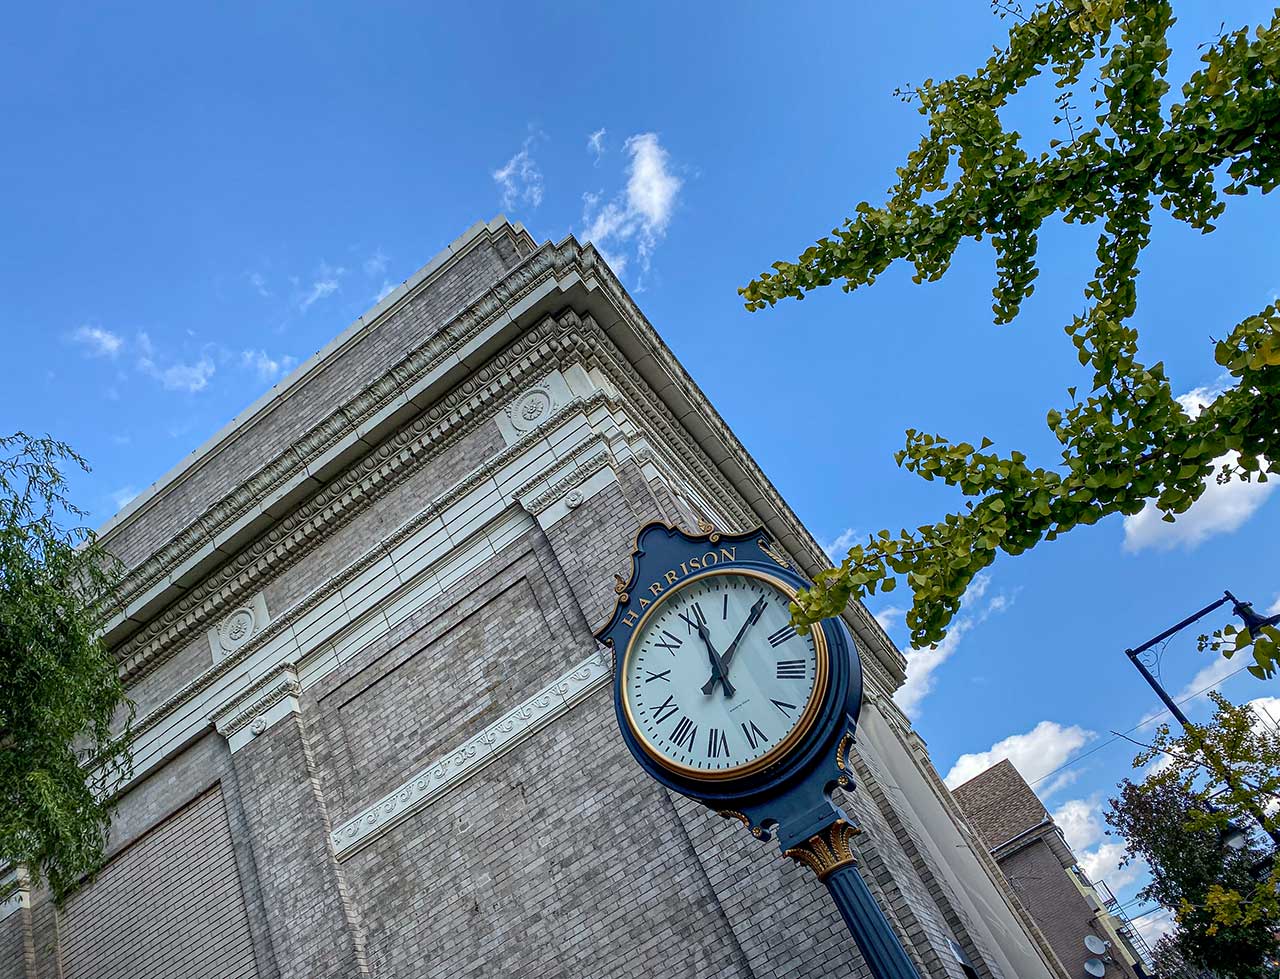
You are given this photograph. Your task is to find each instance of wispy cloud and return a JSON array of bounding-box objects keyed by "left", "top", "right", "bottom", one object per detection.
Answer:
[
  {"left": 820, "top": 526, "right": 859, "bottom": 562},
  {"left": 247, "top": 271, "right": 272, "bottom": 298},
  {"left": 946, "top": 720, "right": 1096, "bottom": 798},
  {"left": 873, "top": 605, "right": 906, "bottom": 633},
  {"left": 894, "top": 573, "right": 1007, "bottom": 717},
  {"left": 241, "top": 348, "right": 296, "bottom": 383},
  {"left": 587, "top": 127, "right": 606, "bottom": 163},
  {"left": 493, "top": 137, "right": 544, "bottom": 211},
  {"left": 136, "top": 331, "right": 215, "bottom": 393},
  {"left": 110, "top": 485, "right": 139, "bottom": 511},
  {"left": 298, "top": 262, "right": 345, "bottom": 312},
  {"left": 363, "top": 250, "right": 388, "bottom": 279},
  {"left": 373, "top": 281, "right": 395, "bottom": 303},
  {"left": 1124, "top": 381, "right": 1275, "bottom": 552},
  {"left": 581, "top": 132, "right": 683, "bottom": 279},
  {"left": 72, "top": 325, "right": 123, "bottom": 358}
]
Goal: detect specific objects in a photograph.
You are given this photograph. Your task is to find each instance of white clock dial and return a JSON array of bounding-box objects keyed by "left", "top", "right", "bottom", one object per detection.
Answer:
[{"left": 621, "top": 569, "right": 825, "bottom": 778}]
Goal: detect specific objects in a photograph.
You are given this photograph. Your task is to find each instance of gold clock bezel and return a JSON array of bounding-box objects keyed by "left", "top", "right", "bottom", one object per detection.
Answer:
[{"left": 619, "top": 566, "right": 830, "bottom": 782}]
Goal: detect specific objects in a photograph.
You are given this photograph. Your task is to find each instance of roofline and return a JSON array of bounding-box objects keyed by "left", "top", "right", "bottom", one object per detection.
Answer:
[{"left": 96, "top": 214, "right": 527, "bottom": 539}]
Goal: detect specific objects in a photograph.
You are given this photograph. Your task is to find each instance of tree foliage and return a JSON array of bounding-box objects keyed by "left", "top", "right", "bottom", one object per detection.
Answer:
[
  {"left": 741, "top": 0, "right": 1280, "bottom": 666},
  {"left": 1108, "top": 694, "right": 1280, "bottom": 977},
  {"left": 0, "top": 433, "right": 131, "bottom": 901}
]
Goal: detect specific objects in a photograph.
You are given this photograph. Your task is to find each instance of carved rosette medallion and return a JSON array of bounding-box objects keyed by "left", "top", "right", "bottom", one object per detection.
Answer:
[
  {"left": 506, "top": 385, "right": 554, "bottom": 434},
  {"left": 784, "top": 819, "right": 862, "bottom": 880},
  {"left": 217, "top": 607, "right": 257, "bottom": 654}
]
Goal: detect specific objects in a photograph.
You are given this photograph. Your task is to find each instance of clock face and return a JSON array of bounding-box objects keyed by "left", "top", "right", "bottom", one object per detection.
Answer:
[{"left": 621, "top": 568, "right": 827, "bottom": 780}]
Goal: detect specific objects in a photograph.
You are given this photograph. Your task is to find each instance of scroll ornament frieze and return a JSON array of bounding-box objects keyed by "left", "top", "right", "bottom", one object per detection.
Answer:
[{"left": 331, "top": 646, "right": 611, "bottom": 857}]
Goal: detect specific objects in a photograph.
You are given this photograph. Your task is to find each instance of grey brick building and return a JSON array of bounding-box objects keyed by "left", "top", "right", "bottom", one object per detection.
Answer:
[{"left": 4, "top": 217, "right": 1070, "bottom": 979}]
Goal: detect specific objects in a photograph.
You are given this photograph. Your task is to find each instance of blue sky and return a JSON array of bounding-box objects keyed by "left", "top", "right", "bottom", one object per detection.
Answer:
[{"left": 3, "top": 1, "right": 1277, "bottom": 946}]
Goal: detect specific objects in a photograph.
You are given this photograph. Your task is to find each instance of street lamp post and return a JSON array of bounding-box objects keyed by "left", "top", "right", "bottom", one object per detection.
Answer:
[{"left": 1123, "top": 590, "right": 1280, "bottom": 851}]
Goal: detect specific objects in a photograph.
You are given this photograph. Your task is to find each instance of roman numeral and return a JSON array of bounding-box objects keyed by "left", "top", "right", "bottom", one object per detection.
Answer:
[
  {"left": 654, "top": 630, "right": 682, "bottom": 654},
  {"left": 722, "top": 592, "right": 728, "bottom": 620},
  {"left": 706, "top": 727, "right": 729, "bottom": 759},
  {"left": 776, "top": 660, "right": 806, "bottom": 679},
  {"left": 771, "top": 698, "right": 797, "bottom": 716},
  {"left": 768, "top": 624, "right": 797, "bottom": 647},
  {"left": 740, "top": 720, "right": 767, "bottom": 750},
  {"left": 672, "top": 716, "right": 698, "bottom": 751},
  {"left": 650, "top": 694, "right": 679, "bottom": 724},
  {"left": 677, "top": 602, "right": 707, "bottom": 634},
  {"left": 644, "top": 669, "right": 671, "bottom": 683}
]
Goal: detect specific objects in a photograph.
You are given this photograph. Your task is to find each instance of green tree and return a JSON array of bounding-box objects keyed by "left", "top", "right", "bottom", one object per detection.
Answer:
[
  {"left": 741, "top": 0, "right": 1280, "bottom": 671},
  {"left": 0, "top": 433, "right": 132, "bottom": 901},
  {"left": 1108, "top": 694, "right": 1280, "bottom": 977}
]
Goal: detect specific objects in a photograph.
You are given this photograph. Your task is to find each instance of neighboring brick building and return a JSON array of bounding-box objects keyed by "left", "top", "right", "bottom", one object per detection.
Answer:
[
  {"left": 3, "top": 217, "right": 1070, "bottom": 979},
  {"left": 952, "top": 760, "right": 1152, "bottom": 979}
]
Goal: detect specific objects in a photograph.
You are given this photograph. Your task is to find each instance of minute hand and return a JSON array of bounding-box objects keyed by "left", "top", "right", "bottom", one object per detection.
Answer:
[{"left": 701, "top": 596, "right": 767, "bottom": 695}]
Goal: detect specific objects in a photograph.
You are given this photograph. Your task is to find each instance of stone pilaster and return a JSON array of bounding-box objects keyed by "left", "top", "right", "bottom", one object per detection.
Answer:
[{"left": 214, "top": 667, "right": 369, "bottom": 978}]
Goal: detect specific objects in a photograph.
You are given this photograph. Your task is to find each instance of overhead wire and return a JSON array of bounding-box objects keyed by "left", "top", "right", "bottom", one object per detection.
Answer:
[{"left": 1028, "top": 663, "right": 1253, "bottom": 789}]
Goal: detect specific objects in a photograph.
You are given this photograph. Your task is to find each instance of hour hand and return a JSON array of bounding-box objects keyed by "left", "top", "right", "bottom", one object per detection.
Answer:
[{"left": 697, "top": 622, "right": 735, "bottom": 698}]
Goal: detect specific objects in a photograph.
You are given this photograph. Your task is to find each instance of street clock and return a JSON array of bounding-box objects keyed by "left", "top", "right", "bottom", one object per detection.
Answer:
[{"left": 596, "top": 521, "right": 921, "bottom": 979}]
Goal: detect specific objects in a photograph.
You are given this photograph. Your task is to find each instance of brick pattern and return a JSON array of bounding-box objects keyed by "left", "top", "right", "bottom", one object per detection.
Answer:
[
  {"left": 855, "top": 747, "right": 1005, "bottom": 979},
  {"left": 0, "top": 908, "right": 34, "bottom": 979},
  {"left": 231, "top": 712, "right": 370, "bottom": 979},
  {"left": 306, "top": 529, "right": 588, "bottom": 814},
  {"left": 342, "top": 691, "right": 755, "bottom": 979},
  {"left": 59, "top": 785, "right": 257, "bottom": 979},
  {"left": 999, "top": 842, "right": 1140, "bottom": 979}
]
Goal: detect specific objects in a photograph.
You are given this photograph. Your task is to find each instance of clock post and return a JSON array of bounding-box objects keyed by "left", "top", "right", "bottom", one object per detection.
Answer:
[{"left": 597, "top": 522, "right": 923, "bottom": 979}]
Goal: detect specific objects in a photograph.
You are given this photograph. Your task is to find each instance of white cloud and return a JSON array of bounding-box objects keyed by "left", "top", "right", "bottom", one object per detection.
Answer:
[
  {"left": 874, "top": 605, "right": 906, "bottom": 633},
  {"left": 1268, "top": 594, "right": 1280, "bottom": 616},
  {"left": 248, "top": 271, "right": 271, "bottom": 298},
  {"left": 1132, "top": 906, "right": 1178, "bottom": 948},
  {"left": 893, "top": 575, "right": 1006, "bottom": 718},
  {"left": 1124, "top": 382, "right": 1274, "bottom": 552},
  {"left": 72, "top": 325, "right": 122, "bottom": 358},
  {"left": 241, "top": 349, "right": 296, "bottom": 383},
  {"left": 581, "top": 132, "right": 683, "bottom": 279},
  {"left": 945, "top": 720, "right": 1097, "bottom": 794},
  {"left": 493, "top": 139, "right": 544, "bottom": 211},
  {"left": 1246, "top": 696, "right": 1280, "bottom": 736},
  {"left": 373, "top": 281, "right": 395, "bottom": 303},
  {"left": 299, "top": 263, "right": 344, "bottom": 311},
  {"left": 820, "top": 526, "right": 859, "bottom": 561},
  {"left": 110, "top": 485, "right": 139, "bottom": 510},
  {"left": 363, "top": 250, "right": 388, "bottom": 279},
  {"left": 136, "top": 330, "right": 215, "bottom": 393},
  {"left": 1079, "top": 840, "right": 1144, "bottom": 890},
  {"left": 587, "top": 128, "right": 606, "bottom": 163},
  {"left": 1052, "top": 796, "right": 1105, "bottom": 852}
]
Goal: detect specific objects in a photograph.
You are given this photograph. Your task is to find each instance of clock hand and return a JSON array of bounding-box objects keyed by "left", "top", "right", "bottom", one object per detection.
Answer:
[
  {"left": 695, "top": 621, "right": 735, "bottom": 698},
  {"left": 701, "top": 595, "right": 768, "bottom": 695}
]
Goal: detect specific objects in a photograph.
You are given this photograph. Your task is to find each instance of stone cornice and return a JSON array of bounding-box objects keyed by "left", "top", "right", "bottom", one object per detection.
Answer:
[
  {"left": 106, "top": 235, "right": 606, "bottom": 629},
  {"left": 114, "top": 308, "right": 597, "bottom": 685},
  {"left": 124, "top": 390, "right": 613, "bottom": 749}
]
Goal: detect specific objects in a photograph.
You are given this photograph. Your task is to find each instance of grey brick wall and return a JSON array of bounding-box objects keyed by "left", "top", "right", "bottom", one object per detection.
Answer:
[
  {"left": 230, "top": 711, "right": 369, "bottom": 979},
  {"left": 342, "top": 691, "right": 756, "bottom": 979},
  {"left": 0, "top": 908, "right": 34, "bottom": 979},
  {"left": 58, "top": 785, "right": 257, "bottom": 979}
]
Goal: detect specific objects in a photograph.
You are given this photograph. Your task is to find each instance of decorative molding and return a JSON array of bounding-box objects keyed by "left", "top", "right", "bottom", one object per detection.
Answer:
[
  {"left": 0, "top": 867, "right": 30, "bottom": 921},
  {"left": 524, "top": 450, "right": 610, "bottom": 515},
  {"left": 211, "top": 663, "right": 301, "bottom": 752},
  {"left": 207, "top": 592, "right": 269, "bottom": 662},
  {"left": 784, "top": 819, "right": 863, "bottom": 880},
  {"left": 114, "top": 310, "right": 598, "bottom": 685},
  {"left": 331, "top": 646, "right": 612, "bottom": 858},
  {"left": 122, "top": 396, "right": 609, "bottom": 753}
]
